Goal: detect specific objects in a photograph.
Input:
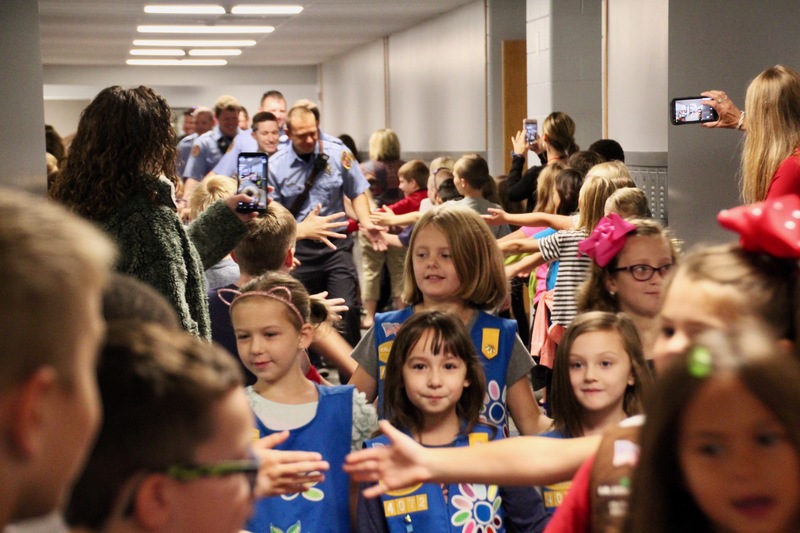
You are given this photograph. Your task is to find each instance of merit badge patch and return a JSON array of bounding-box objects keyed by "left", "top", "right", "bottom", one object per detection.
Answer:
[
  {"left": 481, "top": 328, "right": 500, "bottom": 359},
  {"left": 191, "top": 144, "right": 200, "bottom": 157},
  {"left": 341, "top": 150, "right": 353, "bottom": 170}
]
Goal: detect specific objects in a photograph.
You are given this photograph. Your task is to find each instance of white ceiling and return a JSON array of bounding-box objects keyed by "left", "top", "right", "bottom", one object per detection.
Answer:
[{"left": 39, "top": 0, "right": 476, "bottom": 67}]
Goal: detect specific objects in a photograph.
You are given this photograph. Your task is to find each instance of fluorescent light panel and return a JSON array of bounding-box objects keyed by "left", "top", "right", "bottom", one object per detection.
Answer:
[
  {"left": 129, "top": 48, "right": 185, "bottom": 56},
  {"left": 231, "top": 5, "right": 303, "bottom": 15},
  {"left": 137, "top": 25, "right": 274, "bottom": 34},
  {"left": 188, "top": 48, "right": 242, "bottom": 56},
  {"left": 144, "top": 4, "right": 225, "bottom": 14},
  {"left": 134, "top": 39, "right": 256, "bottom": 47},
  {"left": 127, "top": 59, "right": 228, "bottom": 66}
]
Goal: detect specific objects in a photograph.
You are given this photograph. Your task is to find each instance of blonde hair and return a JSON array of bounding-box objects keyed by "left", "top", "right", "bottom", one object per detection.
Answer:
[
  {"left": 213, "top": 94, "right": 240, "bottom": 117},
  {"left": 189, "top": 175, "right": 237, "bottom": 220},
  {"left": 430, "top": 156, "right": 455, "bottom": 174},
  {"left": 368, "top": 129, "right": 401, "bottom": 161},
  {"left": 741, "top": 65, "right": 800, "bottom": 202},
  {"left": 604, "top": 187, "right": 651, "bottom": 218},
  {"left": 403, "top": 205, "right": 507, "bottom": 310},
  {"left": 577, "top": 175, "right": 619, "bottom": 232},
  {"left": 534, "top": 161, "right": 567, "bottom": 213},
  {"left": 542, "top": 112, "right": 579, "bottom": 156},
  {"left": 0, "top": 189, "right": 115, "bottom": 388},
  {"left": 586, "top": 161, "right": 635, "bottom": 188}
]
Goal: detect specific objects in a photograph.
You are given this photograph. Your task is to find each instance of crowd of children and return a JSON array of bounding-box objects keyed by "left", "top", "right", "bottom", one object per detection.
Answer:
[{"left": 10, "top": 78, "right": 800, "bottom": 533}]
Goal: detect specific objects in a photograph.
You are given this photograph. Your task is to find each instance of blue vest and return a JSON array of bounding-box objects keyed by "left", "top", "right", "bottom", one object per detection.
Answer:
[
  {"left": 245, "top": 384, "right": 353, "bottom": 533},
  {"left": 373, "top": 307, "right": 517, "bottom": 433},
  {"left": 538, "top": 429, "right": 571, "bottom": 514},
  {"left": 369, "top": 425, "right": 507, "bottom": 533}
]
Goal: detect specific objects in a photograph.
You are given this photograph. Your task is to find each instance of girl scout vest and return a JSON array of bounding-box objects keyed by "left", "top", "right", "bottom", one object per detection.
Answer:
[
  {"left": 538, "top": 429, "right": 572, "bottom": 514},
  {"left": 374, "top": 307, "right": 518, "bottom": 433},
  {"left": 368, "top": 425, "right": 507, "bottom": 533},
  {"left": 246, "top": 384, "right": 353, "bottom": 533}
]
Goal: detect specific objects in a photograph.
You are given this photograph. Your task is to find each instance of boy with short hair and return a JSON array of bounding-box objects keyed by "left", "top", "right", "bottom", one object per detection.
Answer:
[{"left": 0, "top": 188, "right": 115, "bottom": 529}]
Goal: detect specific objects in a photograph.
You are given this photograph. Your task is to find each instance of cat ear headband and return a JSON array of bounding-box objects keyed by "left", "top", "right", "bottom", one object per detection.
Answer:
[
  {"left": 217, "top": 286, "right": 305, "bottom": 324},
  {"left": 578, "top": 212, "right": 638, "bottom": 267},
  {"left": 718, "top": 195, "right": 800, "bottom": 258}
]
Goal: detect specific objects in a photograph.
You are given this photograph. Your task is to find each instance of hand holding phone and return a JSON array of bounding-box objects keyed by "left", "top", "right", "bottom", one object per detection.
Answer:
[
  {"left": 524, "top": 118, "right": 538, "bottom": 143},
  {"left": 237, "top": 152, "right": 268, "bottom": 214},
  {"left": 670, "top": 97, "right": 719, "bottom": 125}
]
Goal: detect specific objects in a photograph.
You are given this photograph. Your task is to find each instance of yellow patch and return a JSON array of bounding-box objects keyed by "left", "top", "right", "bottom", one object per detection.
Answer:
[
  {"left": 385, "top": 483, "right": 424, "bottom": 497},
  {"left": 383, "top": 494, "right": 428, "bottom": 517},
  {"left": 252, "top": 428, "right": 261, "bottom": 442},
  {"left": 543, "top": 481, "right": 572, "bottom": 509},
  {"left": 378, "top": 340, "right": 393, "bottom": 364},
  {"left": 481, "top": 328, "right": 500, "bottom": 359},
  {"left": 191, "top": 144, "right": 200, "bottom": 157},
  {"left": 341, "top": 150, "right": 353, "bottom": 170},
  {"left": 468, "top": 432, "right": 489, "bottom": 446}
]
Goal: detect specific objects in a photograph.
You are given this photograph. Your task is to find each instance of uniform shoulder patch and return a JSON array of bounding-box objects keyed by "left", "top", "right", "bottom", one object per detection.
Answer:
[
  {"left": 341, "top": 150, "right": 353, "bottom": 170},
  {"left": 191, "top": 144, "right": 200, "bottom": 157}
]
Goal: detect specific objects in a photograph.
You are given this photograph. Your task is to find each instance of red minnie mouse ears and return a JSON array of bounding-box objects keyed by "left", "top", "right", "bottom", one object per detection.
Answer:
[{"left": 717, "top": 195, "right": 800, "bottom": 258}]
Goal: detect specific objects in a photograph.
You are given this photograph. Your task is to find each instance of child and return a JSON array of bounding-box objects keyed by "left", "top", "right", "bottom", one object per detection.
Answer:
[
  {"left": 349, "top": 205, "right": 547, "bottom": 435},
  {"left": 578, "top": 215, "right": 679, "bottom": 360},
  {"left": 361, "top": 160, "right": 430, "bottom": 329},
  {"left": 228, "top": 271, "right": 378, "bottom": 533},
  {"left": 451, "top": 153, "right": 510, "bottom": 238},
  {"left": 603, "top": 187, "right": 651, "bottom": 218},
  {"left": 541, "top": 311, "right": 651, "bottom": 515},
  {"left": 357, "top": 311, "right": 550, "bottom": 532},
  {"left": 625, "top": 328, "right": 800, "bottom": 533},
  {"left": 65, "top": 321, "right": 329, "bottom": 533},
  {"left": 0, "top": 189, "right": 115, "bottom": 530}
]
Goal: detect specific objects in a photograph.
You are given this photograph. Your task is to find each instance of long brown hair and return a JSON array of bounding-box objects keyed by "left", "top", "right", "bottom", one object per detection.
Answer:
[
  {"left": 741, "top": 65, "right": 800, "bottom": 202},
  {"left": 381, "top": 311, "right": 487, "bottom": 441},
  {"left": 50, "top": 86, "right": 179, "bottom": 221},
  {"left": 549, "top": 311, "right": 652, "bottom": 438}
]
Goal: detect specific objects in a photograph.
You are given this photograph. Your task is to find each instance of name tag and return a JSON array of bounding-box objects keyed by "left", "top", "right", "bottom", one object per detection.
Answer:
[{"left": 383, "top": 494, "right": 429, "bottom": 517}]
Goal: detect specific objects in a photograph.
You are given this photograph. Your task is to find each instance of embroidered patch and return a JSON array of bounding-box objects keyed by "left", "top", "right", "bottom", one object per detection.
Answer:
[
  {"left": 341, "top": 150, "right": 353, "bottom": 170},
  {"left": 191, "top": 144, "right": 200, "bottom": 157},
  {"left": 467, "top": 432, "right": 489, "bottom": 446},
  {"left": 612, "top": 439, "right": 640, "bottom": 467},
  {"left": 378, "top": 341, "right": 394, "bottom": 364},
  {"left": 481, "top": 328, "right": 499, "bottom": 359},
  {"left": 383, "top": 494, "right": 428, "bottom": 517},
  {"left": 382, "top": 322, "right": 402, "bottom": 338}
]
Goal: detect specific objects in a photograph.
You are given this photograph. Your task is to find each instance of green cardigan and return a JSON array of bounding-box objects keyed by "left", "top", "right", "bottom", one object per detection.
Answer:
[{"left": 102, "top": 180, "right": 247, "bottom": 339}]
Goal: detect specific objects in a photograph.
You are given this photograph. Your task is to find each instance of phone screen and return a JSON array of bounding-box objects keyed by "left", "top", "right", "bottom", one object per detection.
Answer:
[
  {"left": 524, "top": 119, "right": 538, "bottom": 143},
  {"left": 670, "top": 97, "right": 719, "bottom": 125},
  {"left": 237, "top": 152, "right": 268, "bottom": 214}
]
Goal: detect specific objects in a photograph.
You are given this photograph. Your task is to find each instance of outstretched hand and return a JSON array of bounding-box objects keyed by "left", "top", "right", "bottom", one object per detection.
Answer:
[
  {"left": 344, "top": 420, "right": 432, "bottom": 498},
  {"left": 700, "top": 90, "right": 744, "bottom": 130},
  {"left": 297, "top": 204, "right": 349, "bottom": 249},
  {"left": 310, "top": 291, "right": 348, "bottom": 322},
  {"left": 482, "top": 207, "right": 509, "bottom": 227},
  {"left": 253, "top": 431, "right": 330, "bottom": 498}
]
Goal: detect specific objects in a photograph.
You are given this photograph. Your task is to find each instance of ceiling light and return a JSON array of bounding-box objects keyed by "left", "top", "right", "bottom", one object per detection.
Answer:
[
  {"left": 188, "top": 48, "right": 242, "bottom": 56},
  {"left": 137, "top": 25, "right": 274, "bottom": 33},
  {"left": 129, "top": 48, "right": 186, "bottom": 56},
  {"left": 126, "top": 59, "right": 228, "bottom": 66},
  {"left": 134, "top": 39, "right": 257, "bottom": 47},
  {"left": 231, "top": 5, "right": 303, "bottom": 15},
  {"left": 144, "top": 5, "right": 226, "bottom": 14}
]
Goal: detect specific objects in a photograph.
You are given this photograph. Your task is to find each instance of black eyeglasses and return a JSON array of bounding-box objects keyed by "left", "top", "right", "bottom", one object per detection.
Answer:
[{"left": 611, "top": 263, "right": 673, "bottom": 281}]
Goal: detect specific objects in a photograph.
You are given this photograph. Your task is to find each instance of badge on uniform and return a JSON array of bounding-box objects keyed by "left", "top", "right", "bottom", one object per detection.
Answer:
[
  {"left": 191, "top": 144, "right": 200, "bottom": 157},
  {"left": 341, "top": 150, "right": 353, "bottom": 170},
  {"left": 481, "top": 328, "right": 500, "bottom": 359}
]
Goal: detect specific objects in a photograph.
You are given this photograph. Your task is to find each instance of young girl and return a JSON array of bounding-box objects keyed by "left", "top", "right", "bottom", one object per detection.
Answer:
[
  {"left": 540, "top": 311, "right": 651, "bottom": 514},
  {"left": 225, "top": 271, "right": 378, "bottom": 533},
  {"left": 625, "top": 328, "right": 800, "bottom": 533},
  {"left": 356, "top": 311, "right": 550, "bottom": 533},
  {"left": 349, "top": 205, "right": 547, "bottom": 436},
  {"left": 578, "top": 215, "right": 679, "bottom": 360}
]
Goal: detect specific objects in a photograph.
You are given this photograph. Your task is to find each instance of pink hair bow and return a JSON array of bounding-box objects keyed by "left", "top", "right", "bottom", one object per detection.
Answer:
[
  {"left": 718, "top": 195, "right": 800, "bottom": 258},
  {"left": 578, "top": 213, "right": 637, "bottom": 267}
]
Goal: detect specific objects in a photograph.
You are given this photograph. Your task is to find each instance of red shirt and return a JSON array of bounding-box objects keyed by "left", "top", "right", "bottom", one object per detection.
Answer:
[
  {"left": 382, "top": 189, "right": 428, "bottom": 215},
  {"left": 767, "top": 149, "right": 800, "bottom": 200}
]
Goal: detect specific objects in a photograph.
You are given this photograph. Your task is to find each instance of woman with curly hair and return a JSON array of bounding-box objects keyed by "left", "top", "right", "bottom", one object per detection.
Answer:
[{"left": 50, "top": 85, "right": 254, "bottom": 339}]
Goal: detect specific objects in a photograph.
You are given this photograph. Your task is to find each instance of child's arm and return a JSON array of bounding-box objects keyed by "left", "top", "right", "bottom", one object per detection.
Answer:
[
  {"left": 485, "top": 208, "right": 575, "bottom": 231},
  {"left": 505, "top": 253, "right": 545, "bottom": 280},
  {"left": 498, "top": 227, "right": 529, "bottom": 244},
  {"left": 498, "top": 238, "right": 541, "bottom": 256},
  {"left": 507, "top": 377, "right": 552, "bottom": 435},
  {"left": 348, "top": 366, "right": 378, "bottom": 403},
  {"left": 371, "top": 208, "right": 420, "bottom": 227},
  {"left": 253, "top": 431, "right": 330, "bottom": 498},
  {"left": 347, "top": 327, "right": 380, "bottom": 402},
  {"left": 345, "top": 421, "right": 601, "bottom": 493},
  {"left": 310, "top": 323, "right": 357, "bottom": 380}
]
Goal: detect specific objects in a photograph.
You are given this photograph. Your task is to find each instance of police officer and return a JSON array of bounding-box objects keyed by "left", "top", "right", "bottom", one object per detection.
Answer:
[
  {"left": 183, "top": 95, "right": 242, "bottom": 199},
  {"left": 269, "top": 104, "right": 384, "bottom": 347},
  {"left": 176, "top": 106, "right": 214, "bottom": 177}
]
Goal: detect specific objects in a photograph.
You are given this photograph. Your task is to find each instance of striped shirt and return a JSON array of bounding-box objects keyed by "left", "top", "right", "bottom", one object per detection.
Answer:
[{"left": 538, "top": 229, "right": 592, "bottom": 327}]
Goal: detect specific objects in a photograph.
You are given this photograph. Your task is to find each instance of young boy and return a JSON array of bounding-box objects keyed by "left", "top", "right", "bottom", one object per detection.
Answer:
[
  {"left": 65, "top": 322, "right": 329, "bottom": 533},
  {"left": 208, "top": 201, "right": 357, "bottom": 382},
  {"left": 0, "top": 188, "right": 115, "bottom": 529},
  {"left": 360, "top": 160, "right": 429, "bottom": 328},
  {"left": 452, "top": 153, "right": 510, "bottom": 238}
]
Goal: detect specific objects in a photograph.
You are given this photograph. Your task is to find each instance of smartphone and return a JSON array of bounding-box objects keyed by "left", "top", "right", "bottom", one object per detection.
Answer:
[
  {"left": 236, "top": 152, "right": 268, "bottom": 214},
  {"left": 524, "top": 118, "right": 538, "bottom": 143},
  {"left": 670, "top": 96, "right": 719, "bottom": 125}
]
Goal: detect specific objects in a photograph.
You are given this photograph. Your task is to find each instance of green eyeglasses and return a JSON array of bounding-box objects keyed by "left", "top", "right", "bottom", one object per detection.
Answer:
[{"left": 165, "top": 458, "right": 260, "bottom": 490}]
